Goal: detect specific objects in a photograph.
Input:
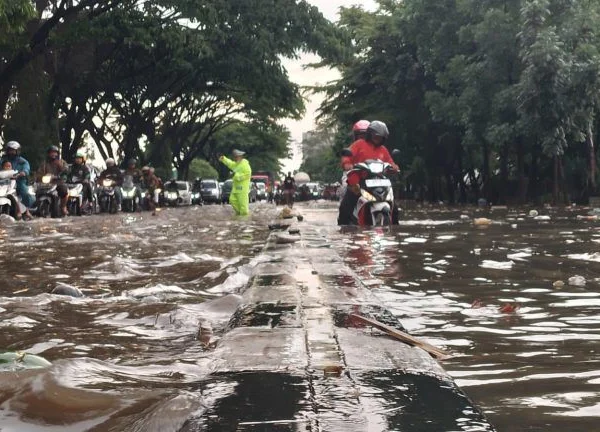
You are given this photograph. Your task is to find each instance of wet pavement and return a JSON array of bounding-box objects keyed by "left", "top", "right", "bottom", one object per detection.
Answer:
[{"left": 0, "top": 202, "right": 600, "bottom": 431}]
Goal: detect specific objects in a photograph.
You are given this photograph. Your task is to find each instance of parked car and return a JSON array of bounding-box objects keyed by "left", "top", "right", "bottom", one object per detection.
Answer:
[
  {"left": 221, "top": 179, "right": 233, "bottom": 204},
  {"left": 256, "top": 182, "right": 267, "bottom": 201},
  {"left": 200, "top": 179, "right": 221, "bottom": 203}
]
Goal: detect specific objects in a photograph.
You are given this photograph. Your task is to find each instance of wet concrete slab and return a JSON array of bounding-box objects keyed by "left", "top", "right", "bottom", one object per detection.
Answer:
[
  {"left": 212, "top": 327, "right": 307, "bottom": 373},
  {"left": 191, "top": 209, "right": 495, "bottom": 431}
]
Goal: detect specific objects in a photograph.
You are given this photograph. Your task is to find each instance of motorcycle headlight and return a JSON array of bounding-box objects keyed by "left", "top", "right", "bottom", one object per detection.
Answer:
[
  {"left": 102, "top": 179, "right": 113, "bottom": 187},
  {"left": 42, "top": 175, "right": 52, "bottom": 184},
  {"left": 361, "top": 189, "right": 376, "bottom": 202}
]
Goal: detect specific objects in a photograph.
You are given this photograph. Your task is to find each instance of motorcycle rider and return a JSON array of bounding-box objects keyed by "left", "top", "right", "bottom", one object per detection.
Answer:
[
  {"left": 337, "top": 120, "right": 399, "bottom": 225},
  {"left": 67, "top": 151, "right": 93, "bottom": 210},
  {"left": 124, "top": 158, "right": 143, "bottom": 205},
  {"left": 141, "top": 166, "right": 161, "bottom": 213},
  {"left": 99, "top": 158, "right": 124, "bottom": 210},
  {"left": 282, "top": 171, "right": 296, "bottom": 207},
  {"left": 36, "top": 145, "right": 69, "bottom": 216},
  {"left": 1, "top": 141, "right": 33, "bottom": 209},
  {"left": 1, "top": 160, "right": 32, "bottom": 220}
]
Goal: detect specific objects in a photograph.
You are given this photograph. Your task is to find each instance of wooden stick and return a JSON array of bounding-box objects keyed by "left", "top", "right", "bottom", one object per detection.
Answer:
[{"left": 349, "top": 314, "right": 451, "bottom": 360}]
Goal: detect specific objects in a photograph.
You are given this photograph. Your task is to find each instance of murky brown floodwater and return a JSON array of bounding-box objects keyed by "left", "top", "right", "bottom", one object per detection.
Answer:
[
  {"left": 1, "top": 202, "right": 599, "bottom": 431},
  {"left": 324, "top": 205, "right": 600, "bottom": 432}
]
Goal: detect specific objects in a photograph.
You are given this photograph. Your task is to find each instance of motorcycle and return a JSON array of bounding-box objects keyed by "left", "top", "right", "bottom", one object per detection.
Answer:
[
  {"left": 66, "top": 176, "right": 93, "bottom": 216},
  {"left": 342, "top": 149, "right": 399, "bottom": 226},
  {"left": 163, "top": 183, "right": 180, "bottom": 207},
  {"left": 0, "top": 170, "right": 19, "bottom": 218},
  {"left": 97, "top": 178, "right": 119, "bottom": 214},
  {"left": 34, "top": 174, "right": 62, "bottom": 218},
  {"left": 121, "top": 176, "right": 139, "bottom": 212}
]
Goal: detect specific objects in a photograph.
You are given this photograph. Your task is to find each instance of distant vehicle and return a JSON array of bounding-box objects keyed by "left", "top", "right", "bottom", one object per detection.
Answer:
[
  {"left": 249, "top": 182, "right": 258, "bottom": 203},
  {"left": 221, "top": 179, "right": 233, "bottom": 204},
  {"left": 251, "top": 171, "right": 275, "bottom": 195},
  {"left": 256, "top": 182, "right": 267, "bottom": 201},
  {"left": 163, "top": 180, "right": 193, "bottom": 206},
  {"left": 297, "top": 182, "right": 321, "bottom": 201},
  {"left": 200, "top": 179, "right": 220, "bottom": 203}
]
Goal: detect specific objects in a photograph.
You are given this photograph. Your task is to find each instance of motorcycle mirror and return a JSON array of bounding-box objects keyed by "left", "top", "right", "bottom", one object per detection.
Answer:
[
  {"left": 341, "top": 148, "right": 353, "bottom": 157},
  {"left": 391, "top": 149, "right": 401, "bottom": 161}
]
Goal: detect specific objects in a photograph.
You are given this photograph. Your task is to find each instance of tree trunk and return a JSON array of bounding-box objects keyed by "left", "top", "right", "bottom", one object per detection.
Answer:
[
  {"left": 445, "top": 171, "right": 455, "bottom": 205},
  {"left": 481, "top": 140, "right": 490, "bottom": 201},
  {"left": 553, "top": 155, "right": 559, "bottom": 205},
  {"left": 515, "top": 138, "right": 528, "bottom": 205},
  {"left": 530, "top": 143, "right": 540, "bottom": 204},
  {"left": 499, "top": 144, "right": 509, "bottom": 204},
  {"left": 587, "top": 120, "right": 596, "bottom": 195}
]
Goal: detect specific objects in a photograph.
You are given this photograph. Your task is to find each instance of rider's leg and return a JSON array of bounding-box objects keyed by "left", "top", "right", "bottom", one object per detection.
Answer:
[{"left": 337, "top": 189, "right": 360, "bottom": 225}]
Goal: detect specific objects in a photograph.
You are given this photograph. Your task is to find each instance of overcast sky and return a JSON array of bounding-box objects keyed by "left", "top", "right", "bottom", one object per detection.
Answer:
[{"left": 280, "top": 0, "right": 376, "bottom": 171}]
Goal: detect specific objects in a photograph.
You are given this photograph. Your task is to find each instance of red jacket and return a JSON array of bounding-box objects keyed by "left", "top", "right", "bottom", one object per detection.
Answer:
[{"left": 341, "top": 139, "right": 396, "bottom": 185}]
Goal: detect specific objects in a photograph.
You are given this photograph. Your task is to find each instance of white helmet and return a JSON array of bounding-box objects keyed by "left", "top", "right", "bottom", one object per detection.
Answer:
[
  {"left": 5, "top": 141, "right": 21, "bottom": 151},
  {"left": 106, "top": 158, "right": 115, "bottom": 167}
]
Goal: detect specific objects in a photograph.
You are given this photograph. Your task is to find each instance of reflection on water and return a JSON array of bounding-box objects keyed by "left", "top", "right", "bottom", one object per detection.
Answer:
[
  {"left": 2, "top": 203, "right": 600, "bottom": 430},
  {"left": 330, "top": 207, "right": 600, "bottom": 431}
]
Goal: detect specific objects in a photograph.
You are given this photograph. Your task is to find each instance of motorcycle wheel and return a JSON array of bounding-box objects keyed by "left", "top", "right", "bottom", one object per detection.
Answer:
[
  {"left": 39, "top": 201, "right": 50, "bottom": 218},
  {"left": 50, "top": 197, "right": 61, "bottom": 218},
  {"left": 109, "top": 197, "right": 118, "bottom": 214}
]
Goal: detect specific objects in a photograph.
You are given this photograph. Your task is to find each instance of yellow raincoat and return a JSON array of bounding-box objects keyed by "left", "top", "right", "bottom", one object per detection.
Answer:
[{"left": 219, "top": 155, "right": 252, "bottom": 215}]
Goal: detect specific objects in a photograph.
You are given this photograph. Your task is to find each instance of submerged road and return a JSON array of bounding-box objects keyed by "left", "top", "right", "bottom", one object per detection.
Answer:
[{"left": 1, "top": 202, "right": 600, "bottom": 430}]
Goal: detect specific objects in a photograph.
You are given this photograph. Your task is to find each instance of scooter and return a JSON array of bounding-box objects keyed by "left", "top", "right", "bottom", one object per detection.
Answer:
[
  {"left": 97, "top": 178, "right": 118, "bottom": 214},
  {"left": 342, "top": 149, "right": 399, "bottom": 226},
  {"left": 66, "top": 176, "right": 94, "bottom": 216},
  {"left": 34, "top": 174, "right": 61, "bottom": 218},
  {"left": 121, "top": 176, "right": 139, "bottom": 212},
  {"left": 0, "top": 170, "right": 19, "bottom": 218}
]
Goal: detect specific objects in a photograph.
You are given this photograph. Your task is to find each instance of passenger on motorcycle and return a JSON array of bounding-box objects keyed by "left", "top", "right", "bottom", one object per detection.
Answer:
[
  {"left": 99, "top": 158, "right": 124, "bottom": 209},
  {"left": 337, "top": 120, "right": 399, "bottom": 225},
  {"left": 1, "top": 141, "right": 34, "bottom": 208},
  {"left": 1, "top": 160, "right": 32, "bottom": 220},
  {"left": 340, "top": 121, "right": 370, "bottom": 201},
  {"left": 36, "top": 145, "right": 69, "bottom": 215},
  {"left": 67, "top": 151, "right": 94, "bottom": 209}
]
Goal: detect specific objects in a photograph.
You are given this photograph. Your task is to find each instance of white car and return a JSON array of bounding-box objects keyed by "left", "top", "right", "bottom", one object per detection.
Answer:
[{"left": 164, "top": 181, "right": 193, "bottom": 206}]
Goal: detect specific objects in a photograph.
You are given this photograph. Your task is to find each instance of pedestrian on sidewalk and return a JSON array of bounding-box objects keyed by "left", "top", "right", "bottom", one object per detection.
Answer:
[{"left": 219, "top": 149, "right": 252, "bottom": 216}]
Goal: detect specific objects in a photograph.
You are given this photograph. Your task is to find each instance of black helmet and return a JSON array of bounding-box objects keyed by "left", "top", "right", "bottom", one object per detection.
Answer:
[
  {"left": 47, "top": 145, "right": 60, "bottom": 160},
  {"left": 366, "top": 121, "right": 389, "bottom": 146},
  {"left": 127, "top": 158, "right": 137, "bottom": 166}
]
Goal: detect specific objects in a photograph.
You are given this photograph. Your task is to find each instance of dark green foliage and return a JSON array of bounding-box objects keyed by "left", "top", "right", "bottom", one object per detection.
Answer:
[
  {"left": 1, "top": 0, "right": 346, "bottom": 177},
  {"left": 318, "top": 0, "right": 600, "bottom": 205}
]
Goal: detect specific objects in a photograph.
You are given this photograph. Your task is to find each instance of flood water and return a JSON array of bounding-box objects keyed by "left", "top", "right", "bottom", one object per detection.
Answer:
[{"left": 1, "top": 202, "right": 599, "bottom": 431}]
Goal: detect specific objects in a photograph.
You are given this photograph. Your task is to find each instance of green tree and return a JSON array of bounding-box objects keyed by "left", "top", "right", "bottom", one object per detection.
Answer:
[{"left": 187, "top": 159, "right": 218, "bottom": 181}]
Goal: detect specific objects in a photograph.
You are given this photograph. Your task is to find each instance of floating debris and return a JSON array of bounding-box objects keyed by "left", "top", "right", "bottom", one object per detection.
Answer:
[
  {"left": 50, "top": 282, "right": 83, "bottom": 298},
  {"left": 568, "top": 275, "right": 586, "bottom": 287},
  {"left": 499, "top": 303, "right": 520, "bottom": 314}
]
